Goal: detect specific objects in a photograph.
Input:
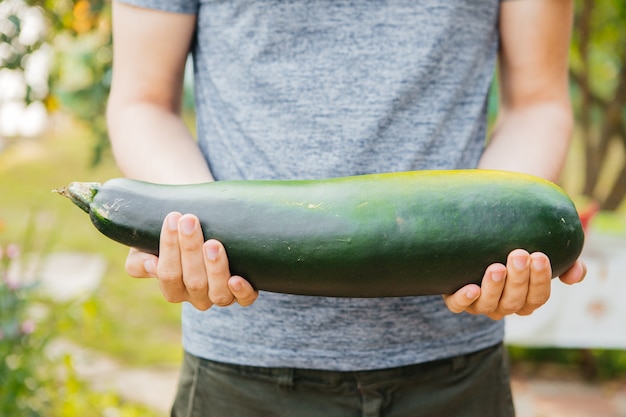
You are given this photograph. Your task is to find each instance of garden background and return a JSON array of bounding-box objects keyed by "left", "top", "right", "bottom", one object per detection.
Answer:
[{"left": 1, "top": 0, "right": 625, "bottom": 415}]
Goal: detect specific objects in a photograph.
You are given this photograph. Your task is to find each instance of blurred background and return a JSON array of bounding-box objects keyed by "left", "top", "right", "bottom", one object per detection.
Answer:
[{"left": 0, "top": 0, "right": 625, "bottom": 416}]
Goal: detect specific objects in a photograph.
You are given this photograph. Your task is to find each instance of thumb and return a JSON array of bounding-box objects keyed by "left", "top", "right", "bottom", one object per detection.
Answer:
[{"left": 125, "top": 247, "right": 158, "bottom": 278}]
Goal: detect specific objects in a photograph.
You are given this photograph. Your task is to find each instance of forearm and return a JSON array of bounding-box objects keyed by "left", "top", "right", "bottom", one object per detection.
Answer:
[
  {"left": 478, "top": 100, "right": 573, "bottom": 182},
  {"left": 107, "top": 2, "right": 210, "bottom": 185},
  {"left": 107, "top": 101, "right": 213, "bottom": 185},
  {"left": 480, "top": 0, "right": 574, "bottom": 183}
]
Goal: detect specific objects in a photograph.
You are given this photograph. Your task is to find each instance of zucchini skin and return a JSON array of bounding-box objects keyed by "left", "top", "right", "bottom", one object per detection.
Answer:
[{"left": 63, "top": 170, "right": 585, "bottom": 297}]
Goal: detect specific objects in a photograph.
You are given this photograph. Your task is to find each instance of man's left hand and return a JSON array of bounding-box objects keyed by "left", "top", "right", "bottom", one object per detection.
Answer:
[{"left": 443, "top": 249, "right": 587, "bottom": 320}]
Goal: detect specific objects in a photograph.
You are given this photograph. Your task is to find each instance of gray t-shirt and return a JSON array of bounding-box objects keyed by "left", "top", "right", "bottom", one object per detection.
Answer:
[{"left": 120, "top": 0, "right": 504, "bottom": 371}]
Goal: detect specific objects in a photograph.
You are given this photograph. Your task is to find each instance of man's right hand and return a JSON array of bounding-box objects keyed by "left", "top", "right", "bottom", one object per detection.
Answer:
[{"left": 125, "top": 212, "right": 259, "bottom": 310}]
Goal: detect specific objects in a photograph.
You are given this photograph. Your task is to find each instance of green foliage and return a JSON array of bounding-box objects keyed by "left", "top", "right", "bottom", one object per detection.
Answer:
[
  {"left": 44, "top": 354, "right": 161, "bottom": 417},
  {"left": 0, "top": 122, "right": 182, "bottom": 369},
  {"left": 570, "top": 0, "right": 626, "bottom": 100},
  {"left": 569, "top": 0, "right": 626, "bottom": 210},
  {"left": 0, "top": 243, "right": 49, "bottom": 416},
  {"left": 0, "top": 223, "right": 163, "bottom": 416},
  {"left": 37, "top": 0, "right": 113, "bottom": 165},
  {"left": 508, "top": 346, "right": 626, "bottom": 381}
]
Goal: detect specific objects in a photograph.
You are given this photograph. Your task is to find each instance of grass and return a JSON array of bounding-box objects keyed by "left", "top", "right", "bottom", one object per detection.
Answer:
[{"left": 0, "top": 116, "right": 182, "bottom": 367}]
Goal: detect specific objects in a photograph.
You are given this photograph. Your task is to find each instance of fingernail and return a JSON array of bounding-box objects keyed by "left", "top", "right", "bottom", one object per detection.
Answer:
[
  {"left": 205, "top": 243, "right": 219, "bottom": 261},
  {"left": 531, "top": 257, "right": 546, "bottom": 271},
  {"left": 179, "top": 216, "right": 196, "bottom": 235},
  {"left": 465, "top": 287, "right": 479, "bottom": 299},
  {"left": 230, "top": 279, "right": 242, "bottom": 292},
  {"left": 144, "top": 259, "right": 156, "bottom": 276},
  {"left": 491, "top": 270, "right": 505, "bottom": 282},
  {"left": 513, "top": 256, "right": 528, "bottom": 270},
  {"left": 167, "top": 213, "right": 179, "bottom": 231}
]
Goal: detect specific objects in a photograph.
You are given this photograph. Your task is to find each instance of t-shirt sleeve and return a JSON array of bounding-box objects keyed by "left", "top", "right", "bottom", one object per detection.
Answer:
[{"left": 116, "top": 0, "right": 199, "bottom": 14}]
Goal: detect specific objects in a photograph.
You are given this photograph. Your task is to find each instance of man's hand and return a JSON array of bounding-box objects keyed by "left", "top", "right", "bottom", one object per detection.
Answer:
[
  {"left": 125, "top": 212, "right": 259, "bottom": 310},
  {"left": 443, "top": 249, "right": 586, "bottom": 320}
]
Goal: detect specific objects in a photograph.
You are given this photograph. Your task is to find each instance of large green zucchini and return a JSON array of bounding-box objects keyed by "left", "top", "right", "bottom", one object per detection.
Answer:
[{"left": 58, "top": 170, "right": 584, "bottom": 297}]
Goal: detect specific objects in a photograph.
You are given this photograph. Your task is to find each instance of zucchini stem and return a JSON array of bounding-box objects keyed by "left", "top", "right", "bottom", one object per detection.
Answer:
[{"left": 54, "top": 182, "right": 100, "bottom": 214}]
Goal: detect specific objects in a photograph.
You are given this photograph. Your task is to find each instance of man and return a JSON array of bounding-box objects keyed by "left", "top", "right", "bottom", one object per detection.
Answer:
[{"left": 106, "top": 1, "right": 586, "bottom": 415}]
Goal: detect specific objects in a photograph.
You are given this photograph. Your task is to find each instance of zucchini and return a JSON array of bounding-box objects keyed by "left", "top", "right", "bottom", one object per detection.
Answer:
[{"left": 57, "top": 170, "right": 584, "bottom": 297}]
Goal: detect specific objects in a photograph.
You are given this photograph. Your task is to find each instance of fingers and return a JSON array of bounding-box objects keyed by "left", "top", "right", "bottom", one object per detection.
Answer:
[
  {"left": 496, "top": 249, "right": 532, "bottom": 315},
  {"left": 515, "top": 252, "right": 551, "bottom": 316},
  {"left": 442, "top": 284, "right": 481, "bottom": 314},
  {"left": 157, "top": 212, "right": 191, "bottom": 305},
  {"left": 468, "top": 263, "right": 507, "bottom": 317},
  {"left": 147, "top": 212, "right": 256, "bottom": 310},
  {"left": 444, "top": 249, "right": 553, "bottom": 320},
  {"left": 204, "top": 239, "right": 234, "bottom": 306},
  {"left": 203, "top": 239, "right": 259, "bottom": 307},
  {"left": 228, "top": 276, "right": 259, "bottom": 306},
  {"left": 178, "top": 214, "right": 213, "bottom": 310}
]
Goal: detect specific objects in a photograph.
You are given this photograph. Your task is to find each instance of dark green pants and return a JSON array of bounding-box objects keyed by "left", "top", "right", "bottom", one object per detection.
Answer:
[{"left": 171, "top": 343, "right": 514, "bottom": 417}]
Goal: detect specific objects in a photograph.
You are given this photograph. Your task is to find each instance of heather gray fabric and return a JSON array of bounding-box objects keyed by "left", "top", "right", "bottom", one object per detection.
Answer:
[{"left": 119, "top": 0, "right": 504, "bottom": 371}]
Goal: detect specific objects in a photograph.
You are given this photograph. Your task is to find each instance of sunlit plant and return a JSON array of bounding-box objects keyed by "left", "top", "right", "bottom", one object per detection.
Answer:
[{"left": 0, "top": 241, "right": 51, "bottom": 416}]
